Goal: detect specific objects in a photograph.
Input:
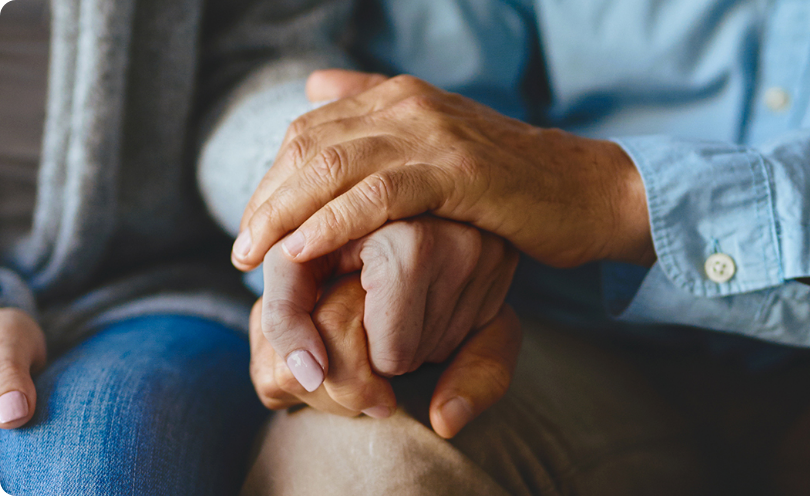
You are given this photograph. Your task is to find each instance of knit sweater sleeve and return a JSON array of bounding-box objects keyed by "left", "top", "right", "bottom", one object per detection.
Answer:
[{"left": 196, "top": 0, "right": 357, "bottom": 238}]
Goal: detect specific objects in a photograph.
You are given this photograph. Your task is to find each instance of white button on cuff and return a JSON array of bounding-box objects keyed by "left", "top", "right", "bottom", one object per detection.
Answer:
[
  {"left": 705, "top": 253, "right": 736, "bottom": 284},
  {"left": 764, "top": 87, "right": 791, "bottom": 112}
]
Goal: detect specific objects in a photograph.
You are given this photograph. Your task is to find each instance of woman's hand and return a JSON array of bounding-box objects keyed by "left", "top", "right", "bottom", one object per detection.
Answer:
[
  {"left": 260, "top": 217, "right": 518, "bottom": 391},
  {"left": 232, "top": 71, "right": 655, "bottom": 272},
  {"left": 249, "top": 275, "right": 522, "bottom": 439},
  {"left": 0, "top": 308, "right": 46, "bottom": 429}
]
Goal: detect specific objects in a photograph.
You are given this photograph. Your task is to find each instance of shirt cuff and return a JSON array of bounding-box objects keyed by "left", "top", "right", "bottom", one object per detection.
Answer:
[
  {"left": 611, "top": 263, "right": 810, "bottom": 347},
  {"left": 614, "top": 135, "right": 784, "bottom": 297}
]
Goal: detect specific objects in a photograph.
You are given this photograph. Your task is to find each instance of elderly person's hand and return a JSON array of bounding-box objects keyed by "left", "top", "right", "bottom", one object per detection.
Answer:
[
  {"left": 249, "top": 274, "right": 522, "bottom": 439},
  {"left": 0, "top": 308, "right": 46, "bottom": 429},
  {"left": 259, "top": 216, "right": 518, "bottom": 394},
  {"left": 232, "top": 70, "right": 656, "bottom": 273}
]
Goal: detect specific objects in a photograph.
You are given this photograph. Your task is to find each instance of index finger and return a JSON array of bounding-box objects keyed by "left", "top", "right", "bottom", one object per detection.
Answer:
[
  {"left": 236, "top": 76, "right": 436, "bottom": 248},
  {"left": 261, "top": 241, "right": 337, "bottom": 392}
]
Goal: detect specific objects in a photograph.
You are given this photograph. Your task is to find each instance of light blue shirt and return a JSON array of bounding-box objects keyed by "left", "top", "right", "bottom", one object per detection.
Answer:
[{"left": 351, "top": 0, "right": 810, "bottom": 347}]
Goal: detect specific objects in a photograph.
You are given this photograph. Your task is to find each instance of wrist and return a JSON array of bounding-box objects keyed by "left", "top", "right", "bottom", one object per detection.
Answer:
[{"left": 600, "top": 140, "right": 656, "bottom": 267}]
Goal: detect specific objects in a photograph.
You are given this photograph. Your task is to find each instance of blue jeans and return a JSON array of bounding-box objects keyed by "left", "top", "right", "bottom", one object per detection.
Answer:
[{"left": 0, "top": 315, "right": 268, "bottom": 495}]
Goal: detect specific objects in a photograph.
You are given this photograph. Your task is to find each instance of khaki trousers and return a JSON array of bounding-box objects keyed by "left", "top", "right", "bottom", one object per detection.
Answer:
[{"left": 240, "top": 318, "right": 711, "bottom": 495}]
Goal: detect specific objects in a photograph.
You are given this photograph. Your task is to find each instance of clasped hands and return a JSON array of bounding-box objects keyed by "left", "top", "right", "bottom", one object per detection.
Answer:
[{"left": 234, "top": 70, "right": 655, "bottom": 438}]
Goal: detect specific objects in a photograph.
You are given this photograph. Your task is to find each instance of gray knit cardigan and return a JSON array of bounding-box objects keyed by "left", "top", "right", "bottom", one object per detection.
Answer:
[{"left": 0, "top": 0, "right": 353, "bottom": 353}]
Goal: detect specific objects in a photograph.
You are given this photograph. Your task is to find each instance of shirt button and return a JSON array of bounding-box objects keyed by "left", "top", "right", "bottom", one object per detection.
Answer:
[
  {"left": 705, "top": 253, "right": 736, "bottom": 284},
  {"left": 764, "top": 87, "right": 791, "bottom": 112}
]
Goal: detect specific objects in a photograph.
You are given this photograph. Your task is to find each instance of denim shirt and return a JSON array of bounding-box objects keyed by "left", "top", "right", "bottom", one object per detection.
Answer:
[{"left": 352, "top": 0, "right": 810, "bottom": 346}]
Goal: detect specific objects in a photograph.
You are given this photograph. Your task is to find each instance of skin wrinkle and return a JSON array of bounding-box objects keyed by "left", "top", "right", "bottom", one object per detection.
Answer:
[{"left": 239, "top": 70, "right": 653, "bottom": 439}]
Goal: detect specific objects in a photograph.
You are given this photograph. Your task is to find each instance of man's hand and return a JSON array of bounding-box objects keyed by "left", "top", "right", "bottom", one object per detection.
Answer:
[
  {"left": 0, "top": 308, "right": 46, "bottom": 429},
  {"left": 250, "top": 275, "right": 523, "bottom": 439},
  {"left": 232, "top": 71, "right": 655, "bottom": 273},
  {"left": 260, "top": 217, "right": 518, "bottom": 394}
]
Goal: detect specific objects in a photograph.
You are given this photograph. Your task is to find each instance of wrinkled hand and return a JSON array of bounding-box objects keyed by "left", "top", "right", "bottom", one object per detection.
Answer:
[
  {"left": 232, "top": 70, "right": 655, "bottom": 273},
  {"left": 250, "top": 275, "right": 522, "bottom": 438},
  {"left": 0, "top": 308, "right": 46, "bottom": 429},
  {"left": 260, "top": 216, "right": 518, "bottom": 391}
]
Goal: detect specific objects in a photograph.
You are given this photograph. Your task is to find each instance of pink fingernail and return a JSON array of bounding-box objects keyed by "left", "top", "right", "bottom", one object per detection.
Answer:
[
  {"left": 440, "top": 397, "right": 474, "bottom": 434},
  {"left": 0, "top": 391, "right": 28, "bottom": 424},
  {"left": 233, "top": 230, "right": 252, "bottom": 259},
  {"left": 282, "top": 231, "right": 306, "bottom": 258},
  {"left": 362, "top": 406, "right": 392, "bottom": 419},
  {"left": 286, "top": 350, "right": 324, "bottom": 392}
]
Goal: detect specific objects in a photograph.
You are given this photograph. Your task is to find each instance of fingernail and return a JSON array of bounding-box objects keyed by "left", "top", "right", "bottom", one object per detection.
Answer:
[
  {"left": 233, "top": 230, "right": 252, "bottom": 259},
  {"left": 286, "top": 350, "right": 324, "bottom": 392},
  {"left": 282, "top": 231, "right": 306, "bottom": 258},
  {"left": 440, "top": 397, "right": 474, "bottom": 435},
  {"left": 0, "top": 391, "right": 28, "bottom": 424},
  {"left": 362, "top": 406, "right": 392, "bottom": 419}
]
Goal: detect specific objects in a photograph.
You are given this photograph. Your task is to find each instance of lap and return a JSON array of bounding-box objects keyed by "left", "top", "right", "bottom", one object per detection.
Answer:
[
  {"left": 241, "top": 318, "right": 708, "bottom": 496},
  {"left": 0, "top": 315, "right": 267, "bottom": 496}
]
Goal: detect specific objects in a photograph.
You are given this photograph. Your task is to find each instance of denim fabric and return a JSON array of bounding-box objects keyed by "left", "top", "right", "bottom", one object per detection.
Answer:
[
  {"left": 351, "top": 0, "right": 810, "bottom": 345},
  {"left": 0, "top": 315, "right": 268, "bottom": 496}
]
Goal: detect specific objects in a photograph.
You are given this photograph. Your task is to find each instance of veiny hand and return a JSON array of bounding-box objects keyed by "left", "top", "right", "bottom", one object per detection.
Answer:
[
  {"left": 250, "top": 275, "right": 523, "bottom": 439},
  {"left": 232, "top": 70, "right": 655, "bottom": 273},
  {"left": 259, "top": 216, "right": 518, "bottom": 393},
  {"left": 0, "top": 308, "right": 46, "bottom": 429}
]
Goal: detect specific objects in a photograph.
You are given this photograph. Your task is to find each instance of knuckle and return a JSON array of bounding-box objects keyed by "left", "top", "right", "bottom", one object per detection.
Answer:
[
  {"left": 400, "top": 94, "right": 441, "bottom": 113},
  {"left": 261, "top": 299, "right": 294, "bottom": 329},
  {"left": 260, "top": 301, "right": 305, "bottom": 352},
  {"left": 288, "top": 115, "right": 311, "bottom": 138},
  {"left": 390, "top": 220, "right": 431, "bottom": 265},
  {"left": 318, "top": 204, "right": 347, "bottom": 238},
  {"left": 388, "top": 74, "right": 423, "bottom": 92},
  {"left": 284, "top": 135, "right": 311, "bottom": 167},
  {"left": 249, "top": 201, "right": 280, "bottom": 234},
  {"left": 0, "top": 361, "right": 26, "bottom": 383},
  {"left": 252, "top": 377, "right": 288, "bottom": 409},
  {"left": 359, "top": 172, "right": 394, "bottom": 212},
  {"left": 329, "top": 375, "right": 378, "bottom": 409},
  {"left": 310, "top": 146, "right": 346, "bottom": 183},
  {"left": 313, "top": 302, "right": 362, "bottom": 333}
]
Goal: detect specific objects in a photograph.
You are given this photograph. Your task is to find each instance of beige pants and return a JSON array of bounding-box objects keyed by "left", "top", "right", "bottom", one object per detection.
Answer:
[{"left": 240, "top": 319, "right": 712, "bottom": 495}]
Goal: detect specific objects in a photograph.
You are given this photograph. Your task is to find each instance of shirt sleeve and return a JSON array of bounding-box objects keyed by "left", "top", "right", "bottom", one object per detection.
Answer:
[{"left": 601, "top": 129, "right": 810, "bottom": 344}]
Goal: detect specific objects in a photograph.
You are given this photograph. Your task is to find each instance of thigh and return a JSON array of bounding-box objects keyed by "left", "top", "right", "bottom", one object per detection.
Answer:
[
  {"left": 0, "top": 315, "right": 268, "bottom": 496},
  {"left": 241, "top": 318, "right": 708, "bottom": 496}
]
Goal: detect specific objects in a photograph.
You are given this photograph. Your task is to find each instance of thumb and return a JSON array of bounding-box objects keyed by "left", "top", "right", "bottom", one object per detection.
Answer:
[
  {"left": 429, "top": 305, "right": 521, "bottom": 439},
  {"left": 0, "top": 308, "right": 46, "bottom": 429},
  {"left": 306, "top": 69, "right": 388, "bottom": 102}
]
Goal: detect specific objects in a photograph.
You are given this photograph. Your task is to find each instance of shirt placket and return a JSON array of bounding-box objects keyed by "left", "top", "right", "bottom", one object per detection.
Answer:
[{"left": 746, "top": 0, "right": 810, "bottom": 145}]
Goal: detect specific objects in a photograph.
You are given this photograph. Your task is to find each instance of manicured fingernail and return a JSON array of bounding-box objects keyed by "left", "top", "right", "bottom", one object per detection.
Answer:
[
  {"left": 282, "top": 231, "right": 306, "bottom": 258},
  {"left": 233, "top": 230, "right": 252, "bottom": 259},
  {"left": 286, "top": 350, "right": 324, "bottom": 392},
  {"left": 440, "top": 397, "right": 474, "bottom": 435},
  {"left": 0, "top": 391, "right": 28, "bottom": 424},
  {"left": 362, "top": 406, "right": 392, "bottom": 419}
]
